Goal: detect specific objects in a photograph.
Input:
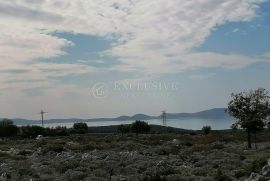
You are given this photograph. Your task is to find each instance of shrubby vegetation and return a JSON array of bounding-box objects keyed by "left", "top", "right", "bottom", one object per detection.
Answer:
[
  {"left": 117, "top": 124, "right": 130, "bottom": 135},
  {"left": 0, "top": 119, "right": 19, "bottom": 137},
  {"left": 20, "top": 125, "right": 69, "bottom": 138},
  {"left": 0, "top": 120, "right": 72, "bottom": 138},
  {"left": 117, "top": 120, "right": 150, "bottom": 135},
  {"left": 1, "top": 132, "right": 270, "bottom": 180},
  {"left": 21, "top": 125, "right": 45, "bottom": 138},
  {"left": 20, "top": 125, "right": 70, "bottom": 138},
  {"left": 202, "top": 125, "right": 211, "bottom": 135},
  {"left": 131, "top": 120, "right": 150, "bottom": 135},
  {"left": 0, "top": 120, "right": 150, "bottom": 138},
  {"left": 72, "top": 122, "right": 88, "bottom": 134}
]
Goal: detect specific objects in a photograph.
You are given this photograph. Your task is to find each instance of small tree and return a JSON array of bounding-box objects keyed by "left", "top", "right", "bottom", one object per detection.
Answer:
[
  {"left": 0, "top": 119, "right": 19, "bottom": 137},
  {"left": 73, "top": 122, "right": 88, "bottom": 134},
  {"left": 118, "top": 124, "right": 130, "bottom": 135},
  {"left": 227, "top": 88, "right": 270, "bottom": 148},
  {"left": 202, "top": 125, "right": 211, "bottom": 135},
  {"left": 131, "top": 120, "right": 150, "bottom": 135}
]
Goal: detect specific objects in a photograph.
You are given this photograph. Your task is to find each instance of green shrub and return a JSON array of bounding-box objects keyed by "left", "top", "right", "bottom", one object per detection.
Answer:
[
  {"left": 67, "top": 143, "right": 95, "bottom": 152},
  {"left": 21, "top": 125, "right": 45, "bottom": 138},
  {"left": 234, "top": 169, "right": 247, "bottom": 179},
  {"left": 184, "top": 142, "right": 193, "bottom": 147},
  {"left": 158, "top": 166, "right": 176, "bottom": 176},
  {"left": 245, "top": 156, "right": 267, "bottom": 173},
  {"left": 73, "top": 122, "right": 88, "bottom": 134},
  {"left": 157, "top": 145, "right": 179, "bottom": 155},
  {"left": 0, "top": 119, "right": 19, "bottom": 137},
  {"left": 143, "top": 175, "right": 168, "bottom": 181},
  {"left": 239, "top": 155, "right": 246, "bottom": 161},
  {"left": 21, "top": 125, "right": 69, "bottom": 138},
  {"left": 131, "top": 120, "right": 150, "bottom": 135},
  {"left": 44, "top": 126, "right": 69, "bottom": 137},
  {"left": 55, "top": 160, "right": 80, "bottom": 173},
  {"left": 193, "top": 167, "right": 208, "bottom": 176},
  {"left": 214, "top": 169, "right": 232, "bottom": 181},
  {"left": 202, "top": 126, "right": 211, "bottom": 135},
  {"left": 55, "top": 126, "right": 69, "bottom": 136},
  {"left": 118, "top": 124, "right": 130, "bottom": 135},
  {"left": 211, "top": 143, "right": 224, "bottom": 150},
  {"left": 43, "top": 142, "right": 64, "bottom": 153}
]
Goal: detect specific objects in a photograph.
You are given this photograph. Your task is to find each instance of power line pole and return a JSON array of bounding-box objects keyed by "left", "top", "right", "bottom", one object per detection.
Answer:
[
  {"left": 161, "top": 110, "right": 167, "bottom": 126},
  {"left": 40, "top": 110, "right": 48, "bottom": 127}
]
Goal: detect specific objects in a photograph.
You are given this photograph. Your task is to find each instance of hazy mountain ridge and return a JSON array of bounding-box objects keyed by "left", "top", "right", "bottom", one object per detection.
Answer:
[
  {"left": 166, "top": 108, "right": 229, "bottom": 119},
  {"left": 7, "top": 108, "right": 229, "bottom": 126}
]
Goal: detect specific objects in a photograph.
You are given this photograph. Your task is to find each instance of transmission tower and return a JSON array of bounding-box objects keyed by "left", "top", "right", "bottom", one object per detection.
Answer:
[
  {"left": 39, "top": 110, "right": 48, "bottom": 127},
  {"left": 161, "top": 110, "right": 167, "bottom": 126}
]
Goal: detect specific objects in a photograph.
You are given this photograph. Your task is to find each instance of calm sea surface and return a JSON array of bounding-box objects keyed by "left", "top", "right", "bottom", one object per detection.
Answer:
[{"left": 31, "top": 118, "right": 235, "bottom": 130}]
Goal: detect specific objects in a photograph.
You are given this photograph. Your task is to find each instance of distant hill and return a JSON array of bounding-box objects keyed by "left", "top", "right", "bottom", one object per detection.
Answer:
[
  {"left": 115, "top": 114, "right": 154, "bottom": 120},
  {"left": 130, "top": 114, "right": 156, "bottom": 120},
  {"left": 7, "top": 108, "right": 230, "bottom": 126},
  {"left": 166, "top": 108, "right": 229, "bottom": 119}
]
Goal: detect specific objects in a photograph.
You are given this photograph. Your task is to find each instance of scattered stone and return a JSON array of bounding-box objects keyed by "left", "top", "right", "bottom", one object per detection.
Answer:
[
  {"left": 246, "top": 172, "right": 263, "bottom": 181},
  {"left": 262, "top": 165, "right": 270, "bottom": 177},
  {"left": 245, "top": 159, "right": 270, "bottom": 181},
  {"left": 172, "top": 139, "right": 178, "bottom": 143},
  {"left": 120, "top": 175, "right": 128, "bottom": 181},
  {"left": 156, "top": 160, "right": 169, "bottom": 167},
  {"left": 56, "top": 151, "right": 74, "bottom": 159},
  {"left": 82, "top": 153, "right": 90, "bottom": 160},
  {"left": 9, "top": 148, "right": 19, "bottom": 155},
  {"left": 36, "top": 135, "right": 43, "bottom": 140},
  {"left": 62, "top": 169, "right": 87, "bottom": 181},
  {"left": 268, "top": 158, "right": 270, "bottom": 166}
]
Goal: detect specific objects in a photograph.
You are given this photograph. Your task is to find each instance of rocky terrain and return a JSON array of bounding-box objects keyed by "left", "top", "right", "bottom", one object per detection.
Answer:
[{"left": 0, "top": 132, "right": 270, "bottom": 181}]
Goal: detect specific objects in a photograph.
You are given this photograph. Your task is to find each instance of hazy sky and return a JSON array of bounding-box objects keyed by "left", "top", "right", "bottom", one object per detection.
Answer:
[{"left": 0, "top": 0, "right": 270, "bottom": 119}]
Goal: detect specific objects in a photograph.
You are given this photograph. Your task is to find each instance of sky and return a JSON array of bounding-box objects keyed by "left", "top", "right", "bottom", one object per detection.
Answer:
[{"left": 0, "top": 0, "right": 270, "bottom": 119}]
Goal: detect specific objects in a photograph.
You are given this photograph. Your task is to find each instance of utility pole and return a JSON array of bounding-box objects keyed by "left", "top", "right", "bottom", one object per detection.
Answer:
[
  {"left": 161, "top": 110, "right": 167, "bottom": 126},
  {"left": 40, "top": 110, "right": 48, "bottom": 127}
]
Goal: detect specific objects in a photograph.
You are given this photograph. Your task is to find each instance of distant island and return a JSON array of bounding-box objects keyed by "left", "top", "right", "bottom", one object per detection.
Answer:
[{"left": 7, "top": 108, "right": 230, "bottom": 126}]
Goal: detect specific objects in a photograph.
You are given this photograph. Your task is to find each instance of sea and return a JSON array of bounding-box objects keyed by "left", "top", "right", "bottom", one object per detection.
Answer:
[{"left": 27, "top": 118, "right": 235, "bottom": 130}]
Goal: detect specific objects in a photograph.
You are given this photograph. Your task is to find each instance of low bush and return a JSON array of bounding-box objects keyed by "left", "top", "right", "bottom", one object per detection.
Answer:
[
  {"left": 21, "top": 125, "right": 45, "bottom": 138},
  {"left": 0, "top": 119, "right": 19, "bottom": 137},
  {"left": 44, "top": 126, "right": 69, "bottom": 137},
  {"left": 143, "top": 175, "right": 168, "bottom": 181},
  {"left": 214, "top": 169, "right": 232, "bottom": 181},
  {"left": 202, "top": 126, "right": 211, "bottom": 135},
  {"left": 55, "top": 160, "right": 80, "bottom": 173},
  {"left": 118, "top": 124, "right": 130, "bottom": 135},
  {"left": 21, "top": 125, "right": 69, "bottom": 138},
  {"left": 245, "top": 156, "right": 267, "bottom": 173},
  {"left": 234, "top": 169, "right": 246, "bottom": 179},
  {"left": 131, "top": 120, "right": 150, "bottom": 135},
  {"left": 42, "top": 142, "right": 65, "bottom": 153},
  {"left": 73, "top": 122, "right": 88, "bottom": 134},
  {"left": 211, "top": 143, "right": 225, "bottom": 150}
]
